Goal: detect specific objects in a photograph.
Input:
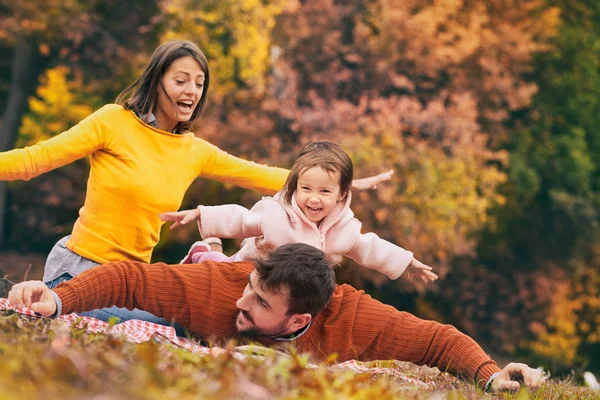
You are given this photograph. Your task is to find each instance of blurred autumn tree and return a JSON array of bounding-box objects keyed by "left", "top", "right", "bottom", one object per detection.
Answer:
[
  {"left": 171, "top": 0, "right": 557, "bottom": 274},
  {"left": 6, "top": 67, "right": 95, "bottom": 251},
  {"left": 160, "top": 0, "right": 287, "bottom": 100},
  {"left": 0, "top": 0, "right": 162, "bottom": 247},
  {"left": 472, "top": 0, "right": 600, "bottom": 371},
  {"left": 480, "top": 0, "right": 599, "bottom": 274}
]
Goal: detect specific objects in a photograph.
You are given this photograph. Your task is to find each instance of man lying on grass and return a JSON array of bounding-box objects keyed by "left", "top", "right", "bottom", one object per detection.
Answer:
[{"left": 8, "top": 243, "right": 543, "bottom": 393}]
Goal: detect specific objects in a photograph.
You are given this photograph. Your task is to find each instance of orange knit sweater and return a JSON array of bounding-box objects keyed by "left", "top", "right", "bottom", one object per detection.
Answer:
[{"left": 53, "top": 260, "right": 501, "bottom": 386}]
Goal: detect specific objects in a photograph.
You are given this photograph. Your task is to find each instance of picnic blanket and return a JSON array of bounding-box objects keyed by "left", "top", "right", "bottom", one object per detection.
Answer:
[{"left": 0, "top": 297, "right": 436, "bottom": 388}]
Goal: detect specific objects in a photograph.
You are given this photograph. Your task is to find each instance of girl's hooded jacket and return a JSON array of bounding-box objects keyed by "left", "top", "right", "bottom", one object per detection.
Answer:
[{"left": 197, "top": 191, "right": 413, "bottom": 280}]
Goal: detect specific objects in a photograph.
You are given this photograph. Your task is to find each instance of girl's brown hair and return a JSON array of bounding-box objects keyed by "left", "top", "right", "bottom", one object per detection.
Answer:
[
  {"left": 115, "top": 40, "right": 210, "bottom": 134},
  {"left": 283, "top": 141, "right": 353, "bottom": 204}
]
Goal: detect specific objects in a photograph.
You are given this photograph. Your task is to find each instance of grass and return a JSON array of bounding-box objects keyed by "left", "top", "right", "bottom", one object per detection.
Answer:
[{"left": 0, "top": 312, "right": 598, "bottom": 399}]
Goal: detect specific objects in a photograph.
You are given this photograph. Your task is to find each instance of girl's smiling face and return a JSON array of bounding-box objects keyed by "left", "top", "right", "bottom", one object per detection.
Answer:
[{"left": 294, "top": 167, "right": 345, "bottom": 224}]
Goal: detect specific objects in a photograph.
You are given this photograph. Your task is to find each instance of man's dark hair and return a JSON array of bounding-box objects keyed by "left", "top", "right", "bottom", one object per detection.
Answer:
[{"left": 254, "top": 243, "right": 335, "bottom": 317}]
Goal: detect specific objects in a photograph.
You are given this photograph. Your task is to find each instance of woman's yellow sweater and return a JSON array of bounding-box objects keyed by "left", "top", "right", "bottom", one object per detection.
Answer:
[{"left": 0, "top": 104, "right": 287, "bottom": 263}]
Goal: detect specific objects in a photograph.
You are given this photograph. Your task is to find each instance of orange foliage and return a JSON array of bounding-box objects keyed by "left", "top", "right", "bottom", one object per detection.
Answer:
[{"left": 185, "top": 0, "right": 558, "bottom": 274}]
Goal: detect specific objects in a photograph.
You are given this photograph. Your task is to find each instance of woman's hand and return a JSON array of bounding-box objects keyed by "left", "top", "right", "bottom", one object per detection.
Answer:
[
  {"left": 159, "top": 208, "right": 200, "bottom": 230},
  {"left": 351, "top": 170, "right": 394, "bottom": 191},
  {"left": 406, "top": 257, "right": 438, "bottom": 283}
]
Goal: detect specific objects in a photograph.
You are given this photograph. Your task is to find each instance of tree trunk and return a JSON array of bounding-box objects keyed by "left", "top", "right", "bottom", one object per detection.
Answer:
[{"left": 0, "top": 36, "right": 49, "bottom": 247}]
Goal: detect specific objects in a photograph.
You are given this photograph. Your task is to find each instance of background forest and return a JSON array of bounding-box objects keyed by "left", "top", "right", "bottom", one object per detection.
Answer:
[{"left": 0, "top": 0, "right": 598, "bottom": 377}]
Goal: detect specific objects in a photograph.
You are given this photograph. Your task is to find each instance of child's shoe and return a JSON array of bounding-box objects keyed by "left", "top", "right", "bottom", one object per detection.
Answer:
[
  {"left": 180, "top": 241, "right": 211, "bottom": 264},
  {"left": 203, "top": 237, "right": 223, "bottom": 252}
]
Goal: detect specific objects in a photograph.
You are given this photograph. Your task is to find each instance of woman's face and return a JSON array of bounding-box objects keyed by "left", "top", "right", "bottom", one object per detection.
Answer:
[{"left": 153, "top": 56, "right": 206, "bottom": 132}]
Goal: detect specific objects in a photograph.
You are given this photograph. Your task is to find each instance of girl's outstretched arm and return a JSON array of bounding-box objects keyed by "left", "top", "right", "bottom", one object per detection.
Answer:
[
  {"left": 405, "top": 257, "right": 438, "bottom": 283},
  {"left": 346, "top": 229, "right": 437, "bottom": 283},
  {"left": 161, "top": 199, "right": 270, "bottom": 240},
  {"left": 346, "top": 230, "right": 414, "bottom": 280},
  {"left": 351, "top": 170, "right": 394, "bottom": 191},
  {"left": 159, "top": 209, "right": 201, "bottom": 230}
]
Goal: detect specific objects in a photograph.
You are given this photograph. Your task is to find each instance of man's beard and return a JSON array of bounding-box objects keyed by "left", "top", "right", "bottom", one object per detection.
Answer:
[{"left": 236, "top": 311, "right": 291, "bottom": 339}]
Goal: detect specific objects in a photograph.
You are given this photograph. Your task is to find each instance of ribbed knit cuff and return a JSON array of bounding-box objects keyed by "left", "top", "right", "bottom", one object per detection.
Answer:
[
  {"left": 474, "top": 361, "right": 502, "bottom": 388},
  {"left": 53, "top": 284, "right": 79, "bottom": 315},
  {"left": 49, "top": 290, "right": 62, "bottom": 318},
  {"left": 485, "top": 372, "right": 501, "bottom": 392}
]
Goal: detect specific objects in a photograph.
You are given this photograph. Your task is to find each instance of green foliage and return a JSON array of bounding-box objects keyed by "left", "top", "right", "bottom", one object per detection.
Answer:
[
  {"left": 485, "top": 0, "right": 600, "bottom": 265},
  {"left": 469, "top": 0, "right": 600, "bottom": 373}
]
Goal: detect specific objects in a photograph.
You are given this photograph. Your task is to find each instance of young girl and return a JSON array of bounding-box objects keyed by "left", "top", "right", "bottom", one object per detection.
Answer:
[
  {"left": 0, "top": 41, "right": 391, "bottom": 324},
  {"left": 161, "top": 142, "right": 437, "bottom": 283}
]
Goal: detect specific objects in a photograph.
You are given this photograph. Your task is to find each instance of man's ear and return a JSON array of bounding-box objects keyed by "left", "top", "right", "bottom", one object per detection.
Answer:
[{"left": 287, "top": 313, "right": 312, "bottom": 331}]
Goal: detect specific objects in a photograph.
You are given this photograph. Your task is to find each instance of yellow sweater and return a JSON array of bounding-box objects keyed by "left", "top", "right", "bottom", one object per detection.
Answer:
[{"left": 0, "top": 104, "right": 288, "bottom": 263}]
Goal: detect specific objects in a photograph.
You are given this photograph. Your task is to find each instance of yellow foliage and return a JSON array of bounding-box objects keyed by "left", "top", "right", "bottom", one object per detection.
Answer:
[
  {"left": 530, "top": 281, "right": 581, "bottom": 364},
  {"left": 161, "top": 0, "right": 286, "bottom": 99},
  {"left": 18, "top": 66, "right": 93, "bottom": 147},
  {"left": 352, "top": 135, "right": 506, "bottom": 272},
  {"left": 529, "top": 267, "right": 600, "bottom": 365}
]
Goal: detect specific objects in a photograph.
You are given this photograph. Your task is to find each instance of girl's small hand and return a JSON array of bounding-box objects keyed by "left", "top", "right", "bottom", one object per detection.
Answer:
[
  {"left": 406, "top": 257, "right": 438, "bottom": 284},
  {"left": 159, "top": 208, "right": 200, "bottom": 230},
  {"left": 351, "top": 169, "right": 394, "bottom": 191}
]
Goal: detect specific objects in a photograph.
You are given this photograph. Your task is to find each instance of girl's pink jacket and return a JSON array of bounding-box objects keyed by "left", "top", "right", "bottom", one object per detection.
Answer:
[{"left": 197, "top": 191, "right": 413, "bottom": 280}]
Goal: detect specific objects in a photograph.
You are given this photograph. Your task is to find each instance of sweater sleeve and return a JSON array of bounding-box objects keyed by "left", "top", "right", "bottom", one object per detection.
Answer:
[
  {"left": 197, "top": 140, "right": 289, "bottom": 195},
  {"left": 52, "top": 260, "right": 251, "bottom": 339},
  {"left": 352, "top": 291, "right": 501, "bottom": 387},
  {"left": 345, "top": 231, "right": 414, "bottom": 280},
  {"left": 0, "top": 107, "right": 111, "bottom": 181},
  {"left": 198, "top": 200, "right": 266, "bottom": 239}
]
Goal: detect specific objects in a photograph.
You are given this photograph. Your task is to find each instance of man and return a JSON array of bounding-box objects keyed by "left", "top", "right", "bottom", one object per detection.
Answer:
[{"left": 8, "top": 243, "right": 543, "bottom": 392}]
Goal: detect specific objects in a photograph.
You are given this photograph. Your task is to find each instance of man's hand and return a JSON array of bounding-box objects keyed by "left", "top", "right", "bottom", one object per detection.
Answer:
[
  {"left": 406, "top": 257, "right": 438, "bottom": 283},
  {"left": 491, "top": 363, "right": 546, "bottom": 392},
  {"left": 159, "top": 208, "right": 201, "bottom": 230},
  {"left": 351, "top": 170, "right": 394, "bottom": 191},
  {"left": 8, "top": 280, "right": 57, "bottom": 317}
]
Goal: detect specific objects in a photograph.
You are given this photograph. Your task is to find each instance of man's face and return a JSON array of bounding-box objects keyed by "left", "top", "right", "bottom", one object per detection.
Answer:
[{"left": 235, "top": 271, "right": 294, "bottom": 338}]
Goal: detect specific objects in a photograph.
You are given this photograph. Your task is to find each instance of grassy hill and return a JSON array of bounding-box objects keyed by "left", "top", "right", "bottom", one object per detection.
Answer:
[{"left": 0, "top": 312, "right": 597, "bottom": 400}]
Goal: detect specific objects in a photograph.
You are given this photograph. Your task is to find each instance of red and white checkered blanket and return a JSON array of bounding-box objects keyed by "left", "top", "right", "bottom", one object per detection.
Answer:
[{"left": 0, "top": 297, "right": 435, "bottom": 388}]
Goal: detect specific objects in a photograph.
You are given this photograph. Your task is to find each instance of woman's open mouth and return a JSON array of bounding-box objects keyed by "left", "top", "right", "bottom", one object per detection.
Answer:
[{"left": 176, "top": 100, "right": 194, "bottom": 113}]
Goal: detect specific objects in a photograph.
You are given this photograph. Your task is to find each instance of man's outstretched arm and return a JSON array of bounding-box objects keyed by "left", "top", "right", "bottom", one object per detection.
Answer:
[
  {"left": 9, "top": 260, "right": 250, "bottom": 340},
  {"left": 344, "top": 290, "right": 545, "bottom": 391},
  {"left": 9, "top": 261, "right": 195, "bottom": 326}
]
